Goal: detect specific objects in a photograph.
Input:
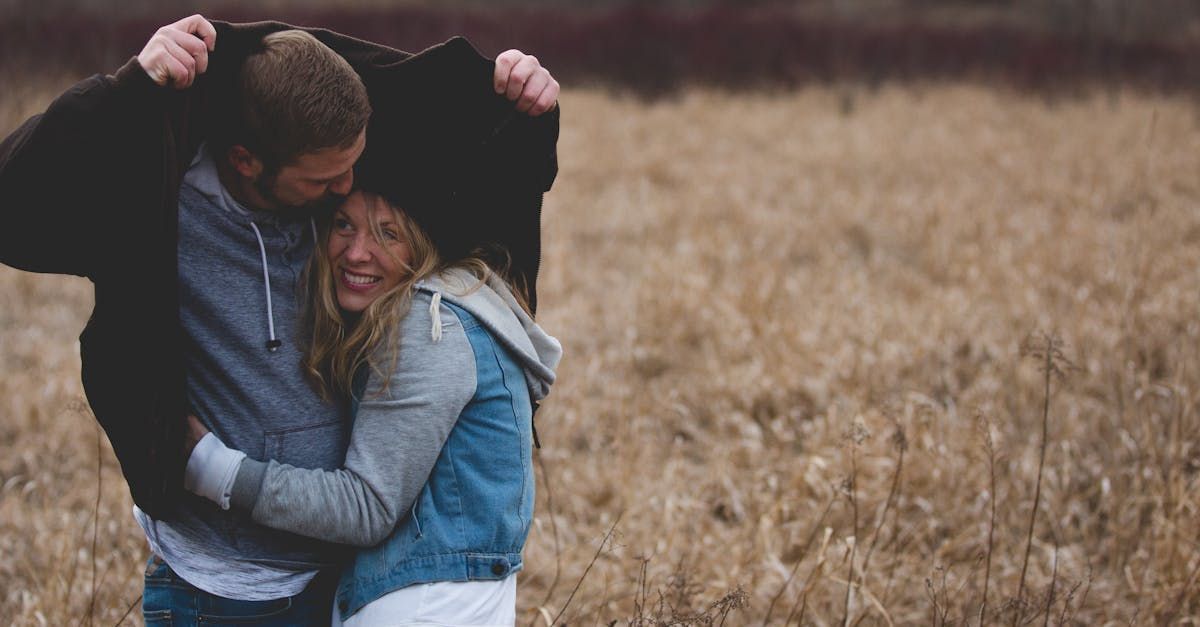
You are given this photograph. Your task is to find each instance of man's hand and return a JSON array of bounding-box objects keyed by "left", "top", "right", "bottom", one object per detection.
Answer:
[
  {"left": 184, "top": 414, "right": 211, "bottom": 458},
  {"left": 137, "top": 14, "right": 217, "bottom": 89},
  {"left": 494, "top": 50, "right": 559, "bottom": 116}
]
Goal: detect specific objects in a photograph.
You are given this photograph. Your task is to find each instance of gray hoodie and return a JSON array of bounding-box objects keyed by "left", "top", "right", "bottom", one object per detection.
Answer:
[
  {"left": 140, "top": 146, "right": 348, "bottom": 601},
  {"left": 187, "top": 268, "right": 561, "bottom": 547}
]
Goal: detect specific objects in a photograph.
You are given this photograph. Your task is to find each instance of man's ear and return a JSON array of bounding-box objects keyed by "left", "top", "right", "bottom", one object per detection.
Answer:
[{"left": 227, "top": 145, "right": 264, "bottom": 180}]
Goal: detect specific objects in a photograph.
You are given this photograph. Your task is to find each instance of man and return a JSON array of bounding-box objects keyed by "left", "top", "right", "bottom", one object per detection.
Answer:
[{"left": 0, "top": 14, "right": 559, "bottom": 624}]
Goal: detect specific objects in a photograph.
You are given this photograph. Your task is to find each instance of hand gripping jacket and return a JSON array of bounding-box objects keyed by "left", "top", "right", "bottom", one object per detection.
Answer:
[{"left": 0, "top": 21, "right": 559, "bottom": 520}]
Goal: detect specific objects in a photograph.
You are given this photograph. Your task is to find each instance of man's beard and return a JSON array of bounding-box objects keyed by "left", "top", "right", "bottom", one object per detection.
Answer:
[{"left": 255, "top": 172, "right": 345, "bottom": 219}]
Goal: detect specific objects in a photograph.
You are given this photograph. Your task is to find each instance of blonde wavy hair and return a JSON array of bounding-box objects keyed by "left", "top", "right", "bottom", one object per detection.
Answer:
[{"left": 301, "top": 192, "right": 526, "bottom": 400}]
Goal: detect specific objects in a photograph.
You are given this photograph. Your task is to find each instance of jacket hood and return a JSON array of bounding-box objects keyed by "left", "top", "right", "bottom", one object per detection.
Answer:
[
  {"left": 200, "top": 21, "right": 559, "bottom": 314},
  {"left": 416, "top": 268, "right": 560, "bottom": 401}
]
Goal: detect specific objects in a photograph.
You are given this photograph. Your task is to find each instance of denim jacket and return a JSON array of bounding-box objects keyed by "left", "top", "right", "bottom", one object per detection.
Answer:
[{"left": 335, "top": 300, "right": 538, "bottom": 618}]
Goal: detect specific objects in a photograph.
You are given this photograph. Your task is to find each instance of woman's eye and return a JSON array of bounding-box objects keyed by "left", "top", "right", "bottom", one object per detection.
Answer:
[
  {"left": 383, "top": 230, "right": 399, "bottom": 241},
  {"left": 333, "top": 219, "right": 352, "bottom": 231}
]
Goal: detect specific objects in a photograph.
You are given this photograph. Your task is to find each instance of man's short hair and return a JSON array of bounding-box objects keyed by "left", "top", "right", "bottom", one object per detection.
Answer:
[{"left": 224, "top": 30, "right": 372, "bottom": 168}]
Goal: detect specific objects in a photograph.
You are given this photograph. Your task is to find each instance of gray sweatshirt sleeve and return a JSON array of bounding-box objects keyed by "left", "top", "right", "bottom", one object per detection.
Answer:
[{"left": 228, "top": 294, "right": 476, "bottom": 547}]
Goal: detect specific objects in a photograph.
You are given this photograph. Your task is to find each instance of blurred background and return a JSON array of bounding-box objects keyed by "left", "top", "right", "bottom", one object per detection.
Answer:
[
  {"left": 3, "top": 0, "right": 1200, "bottom": 93},
  {"left": 2, "top": 1, "right": 1199, "bottom": 625}
]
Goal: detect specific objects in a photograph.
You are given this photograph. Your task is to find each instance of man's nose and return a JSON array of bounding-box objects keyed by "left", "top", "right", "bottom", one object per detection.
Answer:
[{"left": 329, "top": 170, "right": 354, "bottom": 197}]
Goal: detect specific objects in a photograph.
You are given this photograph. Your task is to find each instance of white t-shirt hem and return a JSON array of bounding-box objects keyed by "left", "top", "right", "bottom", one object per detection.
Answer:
[{"left": 333, "top": 574, "right": 517, "bottom": 627}]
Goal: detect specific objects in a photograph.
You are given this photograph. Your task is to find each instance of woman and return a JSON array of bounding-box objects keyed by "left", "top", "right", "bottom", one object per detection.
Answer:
[{"left": 183, "top": 189, "right": 561, "bottom": 626}]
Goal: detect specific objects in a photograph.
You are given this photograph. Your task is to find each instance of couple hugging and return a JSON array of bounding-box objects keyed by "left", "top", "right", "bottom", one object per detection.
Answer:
[{"left": 0, "top": 13, "right": 562, "bottom": 626}]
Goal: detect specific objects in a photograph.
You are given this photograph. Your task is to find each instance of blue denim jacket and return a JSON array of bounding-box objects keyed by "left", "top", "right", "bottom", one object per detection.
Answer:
[{"left": 335, "top": 302, "right": 536, "bottom": 619}]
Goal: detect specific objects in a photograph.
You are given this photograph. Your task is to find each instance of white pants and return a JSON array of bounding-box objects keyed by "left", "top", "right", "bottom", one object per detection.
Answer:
[{"left": 332, "top": 575, "right": 517, "bottom": 627}]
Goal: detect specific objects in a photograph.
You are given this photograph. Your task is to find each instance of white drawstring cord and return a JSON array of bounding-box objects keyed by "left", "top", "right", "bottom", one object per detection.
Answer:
[
  {"left": 248, "top": 222, "right": 281, "bottom": 351},
  {"left": 246, "top": 219, "right": 318, "bottom": 353},
  {"left": 429, "top": 291, "right": 443, "bottom": 342}
]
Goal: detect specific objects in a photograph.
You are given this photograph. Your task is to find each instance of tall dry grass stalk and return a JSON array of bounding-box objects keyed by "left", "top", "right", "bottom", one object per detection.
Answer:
[
  {"left": 2, "top": 79, "right": 1199, "bottom": 624},
  {"left": 977, "top": 411, "right": 998, "bottom": 625}
]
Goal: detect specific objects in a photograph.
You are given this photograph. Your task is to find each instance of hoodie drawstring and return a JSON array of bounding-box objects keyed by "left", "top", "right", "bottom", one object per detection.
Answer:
[
  {"left": 429, "top": 291, "right": 443, "bottom": 342},
  {"left": 249, "top": 218, "right": 319, "bottom": 352}
]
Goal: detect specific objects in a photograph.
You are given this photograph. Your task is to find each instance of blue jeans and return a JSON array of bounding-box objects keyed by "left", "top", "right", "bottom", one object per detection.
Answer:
[{"left": 142, "top": 554, "right": 336, "bottom": 626}]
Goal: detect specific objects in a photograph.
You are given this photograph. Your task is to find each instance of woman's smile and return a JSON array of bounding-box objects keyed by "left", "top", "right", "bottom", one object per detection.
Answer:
[{"left": 340, "top": 269, "right": 383, "bottom": 289}]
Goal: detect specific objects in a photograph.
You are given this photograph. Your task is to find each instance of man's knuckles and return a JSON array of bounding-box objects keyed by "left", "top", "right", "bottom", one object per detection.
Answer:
[{"left": 509, "top": 61, "right": 539, "bottom": 83}]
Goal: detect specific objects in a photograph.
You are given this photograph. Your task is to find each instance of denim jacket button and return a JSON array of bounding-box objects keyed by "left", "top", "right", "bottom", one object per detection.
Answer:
[{"left": 491, "top": 561, "right": 507, "bottom": 576}]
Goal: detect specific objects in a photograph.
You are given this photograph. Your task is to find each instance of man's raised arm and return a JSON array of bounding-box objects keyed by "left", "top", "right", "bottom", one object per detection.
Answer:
[{"left": 0, "top": 16, "right": 214, "bottom": 278}]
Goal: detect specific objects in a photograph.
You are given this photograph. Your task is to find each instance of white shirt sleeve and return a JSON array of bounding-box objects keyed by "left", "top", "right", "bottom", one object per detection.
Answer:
[{"left": 184, "top": 432, "right": 247, "bottom": 510}]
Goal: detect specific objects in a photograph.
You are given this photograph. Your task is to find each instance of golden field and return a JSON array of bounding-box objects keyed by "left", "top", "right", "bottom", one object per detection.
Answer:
[{"left": 1, "top": 80, "right": 1198, "bottom": 625}]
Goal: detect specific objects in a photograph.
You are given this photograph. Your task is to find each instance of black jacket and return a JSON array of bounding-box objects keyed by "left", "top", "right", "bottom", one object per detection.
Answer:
[{"left": 0, "top": 21, "right": 558, "bottom": 520}]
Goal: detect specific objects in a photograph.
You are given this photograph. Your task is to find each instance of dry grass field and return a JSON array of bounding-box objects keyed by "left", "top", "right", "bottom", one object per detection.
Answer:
[{"left": 1, "top": 79, "right": 1198, "bottom": 625}]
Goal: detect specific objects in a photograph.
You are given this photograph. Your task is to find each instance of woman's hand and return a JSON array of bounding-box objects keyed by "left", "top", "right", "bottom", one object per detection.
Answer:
[{"left": 185, "top": 414, "right": 211, "bottom": 457}]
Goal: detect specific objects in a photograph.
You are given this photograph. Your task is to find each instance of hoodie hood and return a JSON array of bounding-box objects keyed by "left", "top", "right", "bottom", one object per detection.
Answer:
[{"left": 415, "top": 268, "right": 561, "bottom": 401}]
